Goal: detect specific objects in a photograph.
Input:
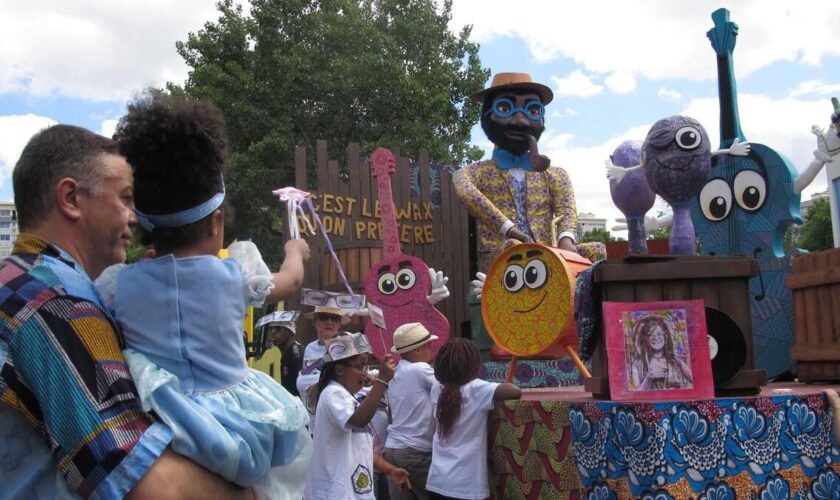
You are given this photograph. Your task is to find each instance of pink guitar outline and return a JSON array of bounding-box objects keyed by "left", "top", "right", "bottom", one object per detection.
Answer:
[{"left": 363, "top": 148, "right": 450, "bottom": 360}]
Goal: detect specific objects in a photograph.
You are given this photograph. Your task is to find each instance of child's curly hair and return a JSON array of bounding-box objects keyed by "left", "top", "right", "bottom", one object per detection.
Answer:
[
  {"left": 114, "top": 92, "right": 229, "bottom": 251},
  {"left": 434, "top": 338, "right": 481, "bottom": 441}
]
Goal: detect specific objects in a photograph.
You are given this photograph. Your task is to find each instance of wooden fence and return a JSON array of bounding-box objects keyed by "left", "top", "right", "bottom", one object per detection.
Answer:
[{"left": 283, "top": 140, "right": 471, "bottom": 344}]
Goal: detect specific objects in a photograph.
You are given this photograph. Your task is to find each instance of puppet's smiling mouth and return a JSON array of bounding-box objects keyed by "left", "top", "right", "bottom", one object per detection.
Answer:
[{"left": 514, "top": 292, "right": 547, "bottom": 313}]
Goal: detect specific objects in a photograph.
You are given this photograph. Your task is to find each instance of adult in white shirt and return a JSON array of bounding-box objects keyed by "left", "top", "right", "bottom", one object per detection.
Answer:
[
  {"left": 297, "top": 305, "right": 352, "bottom": 414},
  {"left": 426, "top": 338, "right": 521, "bottom": 500},
  {"left": 384, "top": 323, "right": 439, "bottom": 500}
]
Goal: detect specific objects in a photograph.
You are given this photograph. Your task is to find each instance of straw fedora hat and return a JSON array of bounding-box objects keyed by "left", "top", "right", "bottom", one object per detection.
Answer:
[
  {"left": 470, "top": 72, "right": 553, "bottom": 105},
  {"left": 392, "top": 322, "right": 439, "bottom": 354},
  {"left": 304, "top": 305, "right": 352, "bottom": 325}
]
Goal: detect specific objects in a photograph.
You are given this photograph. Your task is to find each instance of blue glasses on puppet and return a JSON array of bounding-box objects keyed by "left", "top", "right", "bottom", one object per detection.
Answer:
[
  {"left": 300, "top": 288, "right": 366, "bottom": 310},
  {"left": 486, "top": 97, "right": 545, "bottom": 121}
]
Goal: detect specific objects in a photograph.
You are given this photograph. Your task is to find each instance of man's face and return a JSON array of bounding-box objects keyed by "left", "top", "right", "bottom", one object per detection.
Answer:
[
  {"left": 78, "top": 153, "right": 136, "bottom": 278},
  {"left": 481, "top": 91, "right": 545, "bottom": 156},
  {"left": 270, "top": 326, "right": 292, "bottom": 347}
]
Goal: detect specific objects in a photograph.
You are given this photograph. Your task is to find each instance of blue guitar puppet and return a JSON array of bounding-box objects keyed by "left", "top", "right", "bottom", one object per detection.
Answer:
[{"left": 691, "top": 9, "right": 840, "bottom": 378}]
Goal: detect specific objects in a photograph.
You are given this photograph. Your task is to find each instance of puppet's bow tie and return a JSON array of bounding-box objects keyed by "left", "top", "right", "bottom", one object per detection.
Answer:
[{"left": 493, "top": 149, "right": 532, "bottom": 170}]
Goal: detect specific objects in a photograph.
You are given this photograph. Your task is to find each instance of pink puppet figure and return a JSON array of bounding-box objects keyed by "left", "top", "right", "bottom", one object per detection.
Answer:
[{"left": 363, "top": 148, "right": 450, "bottom": 360}]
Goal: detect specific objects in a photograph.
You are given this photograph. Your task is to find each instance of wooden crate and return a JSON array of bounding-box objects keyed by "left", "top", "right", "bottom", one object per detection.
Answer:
[
  {"left": 788, "top": 248, "right": 840, "bottom": 382},
  {"left": 584, "top": 254, "right": 766, "bottom": 398}
]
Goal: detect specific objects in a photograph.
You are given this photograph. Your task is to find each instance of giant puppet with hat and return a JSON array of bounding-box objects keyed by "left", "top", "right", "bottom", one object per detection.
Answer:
[
  {"left": 452, "top": 72, "right": 606, "bottom": 272},
  {"left": 456, "top": 72, "right": 603, "bottom": 373}
]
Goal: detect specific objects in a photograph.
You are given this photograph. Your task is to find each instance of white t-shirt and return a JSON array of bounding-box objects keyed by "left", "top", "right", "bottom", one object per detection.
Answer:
[
  {"left": 304, "top": 381, "right": 375, "bottom": 499},
  {"left": 426, "top": 378, "right": 499, "bottom": 500},
  {"left": 385, "top": 359, "right": 436, "bottom": 452},
  {"left": 297, "top": 341, "right": 326, "bottom": 413}
]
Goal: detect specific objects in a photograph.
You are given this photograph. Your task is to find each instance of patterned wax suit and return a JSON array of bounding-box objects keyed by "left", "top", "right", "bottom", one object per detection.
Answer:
[{"left": 453, "top": 158, "right": 587, "bottom": 271}]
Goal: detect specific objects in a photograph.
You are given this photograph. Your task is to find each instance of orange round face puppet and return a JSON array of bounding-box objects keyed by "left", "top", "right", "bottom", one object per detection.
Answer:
[{"left": 481, "top": 243, "right": 578, "bottom": 356}]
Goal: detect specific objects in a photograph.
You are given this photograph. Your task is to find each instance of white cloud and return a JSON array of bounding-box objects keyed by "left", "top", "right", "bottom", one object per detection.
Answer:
[
  {"left": 0, "top": 0, "right": 219, "bottom": 102},
  {"left": 549, "top": 107, "right": 577, "bottom": 119},
  {"left": 552, "top": 71, "right": 603, "bottom": 98},
  {"left": 788, "top": 80, "right": 840, "bottom": 97},
  {"left": 99, "top": 119, "right": 119, "bottom": 139},
  {"left": 658, "top": 88, "right": 683, "bottom": 102},
  {"left": 450, "top": 0, "right": 840, "bottom": 82},
  {"left": 604, "top": 72, "right": 636, "bottom": 94},
  {"left": 0, "top": 114, "right": 57, "bottom": 197}
]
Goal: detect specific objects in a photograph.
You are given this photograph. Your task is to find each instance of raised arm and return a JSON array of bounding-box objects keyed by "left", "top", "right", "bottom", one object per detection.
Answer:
[{"left": 266, "top": 238, "right": 311, "bottom": 303}]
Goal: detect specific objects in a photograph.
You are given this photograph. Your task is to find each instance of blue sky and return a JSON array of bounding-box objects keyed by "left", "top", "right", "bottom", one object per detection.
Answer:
[{"left": 2, "top": 0, "right": 839, "bottom": 236}]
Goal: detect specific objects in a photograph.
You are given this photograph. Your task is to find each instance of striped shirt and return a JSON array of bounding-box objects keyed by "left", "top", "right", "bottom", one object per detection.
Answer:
[{"left": 0, "top": 234, "right": 171, "bottom": 498}]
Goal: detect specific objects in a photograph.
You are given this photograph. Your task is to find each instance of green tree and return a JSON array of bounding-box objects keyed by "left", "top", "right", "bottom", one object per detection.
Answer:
[
  {"left": 169, "top": 0, "right": 488, "bottom": 266},
  {"left": 798, "top": 197, "right": 834, "bottom": 251},
  {"left": 580, "top": 228, "right": 618, "bottom": 244}
]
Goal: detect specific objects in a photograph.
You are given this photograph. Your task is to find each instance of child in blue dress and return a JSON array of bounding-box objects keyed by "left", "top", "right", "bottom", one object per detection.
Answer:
[{"left": 97, "top": 94, "right": 312, "bottom": 499}]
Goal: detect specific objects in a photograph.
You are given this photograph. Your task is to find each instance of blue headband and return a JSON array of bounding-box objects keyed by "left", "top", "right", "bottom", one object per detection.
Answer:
[{"left": 135, "top": 181, "right": 226, "bottom": 232}]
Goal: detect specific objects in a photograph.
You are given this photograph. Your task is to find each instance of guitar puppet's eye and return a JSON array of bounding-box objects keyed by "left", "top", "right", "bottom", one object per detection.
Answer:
[
  {"left": 378, "top": 273, "right": 397, "bottom": 295},
  {"left": 732, "top": 170, "right": 766, "bottom": 212},
  {"left": 699, "top": 178, "right": 732, "bottom": 221},
  {"left": 395, "top": 269, "right": 417, "bottom": 290}
]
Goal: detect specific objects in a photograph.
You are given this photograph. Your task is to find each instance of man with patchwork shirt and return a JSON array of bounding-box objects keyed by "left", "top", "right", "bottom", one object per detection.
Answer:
[{"left": 0, "top": 125, "right": 250, "bottom": 498}]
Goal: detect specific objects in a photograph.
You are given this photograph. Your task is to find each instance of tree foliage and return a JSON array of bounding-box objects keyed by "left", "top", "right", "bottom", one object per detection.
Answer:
[
  {"left": 580, "top": 228, "right": 619, "bottom": 244},
  {"left": 798, "top": 197, "right": 834, "bottom": 251},
  {"left": 169, "top": 0, "right": 488, "bottom": 266}
]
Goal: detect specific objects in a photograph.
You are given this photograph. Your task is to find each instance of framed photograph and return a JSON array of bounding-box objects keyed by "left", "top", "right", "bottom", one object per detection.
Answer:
[{"left": 603, "top": 299, "right": 714, "bottom": 401}]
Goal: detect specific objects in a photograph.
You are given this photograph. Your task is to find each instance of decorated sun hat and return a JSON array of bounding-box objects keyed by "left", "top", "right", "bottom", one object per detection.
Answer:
[
  {"left": 256, "top": 311, "right": 298, "bottom": 334},
  {"left": 469, "top": 72, "right": 554, "bottom": 105},
  {"left": 391, "top": 322, "right": 438, "bottom": 354},
  {"left": 324, "top": 332, "right": 373, "bottom": 363},
  {"left": 304, "top": 305, "right": 352, "bottom": 325}
]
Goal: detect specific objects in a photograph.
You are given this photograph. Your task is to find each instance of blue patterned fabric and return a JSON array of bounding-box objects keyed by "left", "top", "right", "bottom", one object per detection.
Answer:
[
  {"left": 508, "top": 171, "right": 535, "bottom": 240},
  {"left": 570, "top": 393, "right": 840, "bottom": 499}
]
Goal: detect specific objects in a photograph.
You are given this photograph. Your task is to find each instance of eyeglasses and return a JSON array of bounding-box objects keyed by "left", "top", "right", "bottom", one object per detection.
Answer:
[
  {"left": 301, "top": 288, "right": 366, "bottom": 309},
  {"left": 314, "top": 314, "right": 343, "bottom": 322},
  {"left": 342, "top": 362, "right": 369, "bottom": 374},
  {"left": 485, "top": 97, "right": 545, "bottom": 121}
]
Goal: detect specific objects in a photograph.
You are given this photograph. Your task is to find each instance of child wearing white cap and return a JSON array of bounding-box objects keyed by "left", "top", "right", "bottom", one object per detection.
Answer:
[
  {"left": 384, "top": 322, "right": 439, "bottom": 500},
  {"left": 304, "top": 333, "right": 410, "bottom": 499}
]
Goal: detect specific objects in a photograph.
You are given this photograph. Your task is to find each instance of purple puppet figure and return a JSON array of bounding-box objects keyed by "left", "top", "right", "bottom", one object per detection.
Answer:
[
  {"left": 607, "top": 140, "right": 655, "bottom": 253},
  {"left": 607, "top": 116, "right": 749, "bottom": 255}
]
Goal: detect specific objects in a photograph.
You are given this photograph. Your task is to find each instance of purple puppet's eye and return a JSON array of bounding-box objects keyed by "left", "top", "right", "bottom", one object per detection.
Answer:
[{"left": 675, "top": 126, "right": 702, "bottom": 150}]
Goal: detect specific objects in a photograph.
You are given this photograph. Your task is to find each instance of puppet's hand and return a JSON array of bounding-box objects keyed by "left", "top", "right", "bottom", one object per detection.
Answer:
[
  {"left": 427, "top": 268, "right": 450, "bottom": 305},
  {"left": 605, "top": 158, "right": 629, "bottom": 183},
  {"left": 506, "top": 226, "right": 534, "bottom": 243},
  {"left": 470, "top": 272, "right": 486, "bottom": 300},
  {"left": 813, "top": 124, "right": 840, "bottom": 162},
  {"left": 728, "top": 138, "right": 751, "bottom": 156},
  {"left": 611, "top": 213, "right": 673, "bottom": 234}
]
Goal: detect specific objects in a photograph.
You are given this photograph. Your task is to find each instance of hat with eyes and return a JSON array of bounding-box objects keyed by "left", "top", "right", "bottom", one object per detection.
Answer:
[{"left": 323, "top": 332, "right": 373, "bottom": 363}]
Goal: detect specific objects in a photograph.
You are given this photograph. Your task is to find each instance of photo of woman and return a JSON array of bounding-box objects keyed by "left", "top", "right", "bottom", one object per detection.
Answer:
[{"left": 628, "top": 314, "right": 693, "bottom": 391}]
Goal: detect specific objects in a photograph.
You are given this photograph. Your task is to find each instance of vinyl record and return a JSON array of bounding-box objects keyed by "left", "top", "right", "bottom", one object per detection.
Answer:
[{"left": 705, "top": 307, "right": 747, "bottom": 387}]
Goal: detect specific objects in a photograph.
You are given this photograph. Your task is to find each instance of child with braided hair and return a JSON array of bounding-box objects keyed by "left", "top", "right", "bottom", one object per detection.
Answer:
[{"left": 426, "top": 338, "right": 521, "bottom": 500}]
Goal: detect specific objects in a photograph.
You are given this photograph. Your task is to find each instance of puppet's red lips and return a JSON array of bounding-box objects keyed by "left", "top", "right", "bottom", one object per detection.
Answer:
[{"left": 514, "top": 292, "right": 547, "bottom": 313}]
